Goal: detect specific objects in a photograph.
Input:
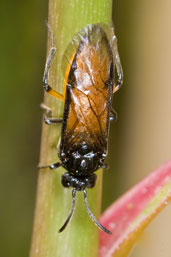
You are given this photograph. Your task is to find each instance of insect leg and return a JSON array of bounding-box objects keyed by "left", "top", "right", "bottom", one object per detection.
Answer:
[
  {"left": 101, "top": 163, "right": 109, "bottom": 169},
  {"left": 40, "top": 103, "right": 52, "bottom": 116},
  {"left": 44, "top": 117, "right": 63, "bottom": 125},
  {"left": 40, "top": 103, "right": 63, "bottom": 125},
  {"left": 110, "top": 107, "right": 118, "bottom": 121},
  {"left": 43, "top": 22, "right": 64, "bottom": 101},
  {"left": 110, "top": 28, "right": 123, "bottom": 93},
  {"left": 38, "top": 162, "right": 61, "bottom": 170}
]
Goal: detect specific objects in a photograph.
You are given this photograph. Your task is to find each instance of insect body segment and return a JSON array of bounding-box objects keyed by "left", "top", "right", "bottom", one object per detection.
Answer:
[{"left": 42, "top": 24, "right": 123, "bottom": 234}]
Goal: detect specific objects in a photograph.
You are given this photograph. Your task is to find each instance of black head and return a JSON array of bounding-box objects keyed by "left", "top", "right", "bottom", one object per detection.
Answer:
[{"left": 61, "top": 172, "right": 97, "bottom": 191}]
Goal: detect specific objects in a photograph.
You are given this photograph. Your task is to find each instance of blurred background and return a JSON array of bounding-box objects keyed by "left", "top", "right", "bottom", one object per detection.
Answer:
[{"left": 0, "top": 0, "right": 170, "bottom": 257}]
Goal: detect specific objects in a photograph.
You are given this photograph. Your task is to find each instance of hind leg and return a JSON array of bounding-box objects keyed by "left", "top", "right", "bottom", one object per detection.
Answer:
[{"left": 43, "top": 22, "right": 65, "bottom": 101}]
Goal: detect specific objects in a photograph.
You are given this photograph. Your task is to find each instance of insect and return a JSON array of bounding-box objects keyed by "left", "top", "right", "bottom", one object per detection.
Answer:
[{"left": 41, "top": 23, "right": 123, "bottom": 234}]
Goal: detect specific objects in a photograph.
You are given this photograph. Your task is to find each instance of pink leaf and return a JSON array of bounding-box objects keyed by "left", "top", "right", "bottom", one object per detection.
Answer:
[{"left": 99, "top": 161, "right": 171, "bottom": 257}]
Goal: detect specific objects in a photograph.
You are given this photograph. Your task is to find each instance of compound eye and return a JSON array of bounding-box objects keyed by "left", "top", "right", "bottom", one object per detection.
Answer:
[
  {"left": 61, "top": 174, "right": 71, "bottom": 188},
  {"left": 86, "top": 174, "right": 97, "bottom": 188}
]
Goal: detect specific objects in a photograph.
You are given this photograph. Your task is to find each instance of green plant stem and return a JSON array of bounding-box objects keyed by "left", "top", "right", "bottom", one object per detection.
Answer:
[{"left": 30, "top": 1, "right": 112, "bottom": 257}]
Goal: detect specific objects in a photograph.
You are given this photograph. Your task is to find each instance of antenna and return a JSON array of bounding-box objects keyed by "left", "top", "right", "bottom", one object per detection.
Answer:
[
  {"left": 83, "top": 189, "right": 112, "bottom": 234},
  {"left": 58, "top": 189, "right": 77, "bottom": 233}
]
